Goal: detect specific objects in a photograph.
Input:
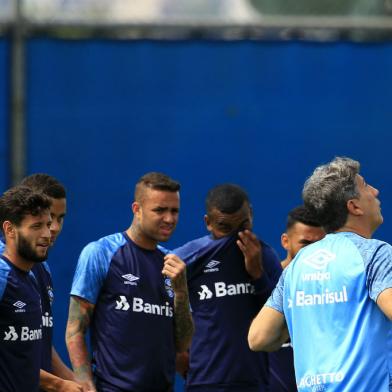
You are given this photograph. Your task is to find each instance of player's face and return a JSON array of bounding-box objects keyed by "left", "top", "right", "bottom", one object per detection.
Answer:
[
  {"left": 205, "top": 202, "right": 253, "bottom": 239},
  {"left": 15, "top": 211, "right": 52, "bottom": 263},
  {"left": 133, "top": 189, "right": 180, "bottom": 246},
  {"left": 49, "top": 197, "right": 66, "bottom": 246},
  {"left": 354, "top": 174, "right": 383, "bottom": 232},
  {"left": 281, "top": 222, "right": 325, "bottom": 260}
]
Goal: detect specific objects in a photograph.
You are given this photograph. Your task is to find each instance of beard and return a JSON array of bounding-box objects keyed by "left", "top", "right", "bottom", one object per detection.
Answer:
[{"left": 17, "top": 233, "right": 48, "bottom": 263}]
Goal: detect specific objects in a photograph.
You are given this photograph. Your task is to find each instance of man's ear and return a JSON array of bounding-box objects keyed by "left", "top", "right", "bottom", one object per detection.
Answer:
[
  {"left": 132, "top": 201, "right": 140, "bottom": 215},
  {"left": 204, "top": 214, "right": 212, "bottom": 232},
  {"left": 281, "top": 233, "right": 289, "bottom": 251},
  {"left": 347, "top": 198, "right": 363, "bottom": 216},
  {"left": 3, "top": 221, "right": 16, "bottom": 239}
]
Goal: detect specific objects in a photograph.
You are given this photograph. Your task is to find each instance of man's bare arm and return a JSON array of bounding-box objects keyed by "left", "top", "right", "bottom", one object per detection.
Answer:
[
  {"left": 65, "top": 296, "right": 96, "bottom": 391},
  {"left": 248, "top": 305, "right": 289, "bottom": 352},
  {"left": 51, "top": 346, "right": 75, "bottom": 381},
  {"left": 163, "top": 254, "right": 194, "bottom": 352}
]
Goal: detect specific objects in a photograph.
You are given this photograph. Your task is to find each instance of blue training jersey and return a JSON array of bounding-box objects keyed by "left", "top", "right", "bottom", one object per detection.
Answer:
[
  {"left": 1, "top": 238, "right": 54, "bottom": 378},
  {"left": 268, "top": 343, "right": 297, "bottom": 392},
  {"left": 267, "top": 232, "right": 392, "bottom": 392},
  {"left": 174, "top": 233, "right": 282, "bottom": 392},
  {"left": 71, "top": 232, "right": 176, "bottom": 392},
  {"left": 0, "top": 254, "right": 43, "bottom": 392},
  {"left": 32, "top": 262, "right": 54, "bottom": 375}
]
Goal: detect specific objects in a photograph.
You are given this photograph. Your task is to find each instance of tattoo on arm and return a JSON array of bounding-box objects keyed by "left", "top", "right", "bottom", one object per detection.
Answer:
[
  {"left": 173, "top": 283, "right": 194, "bottom": 353},
  {"left": 66, "top": 296, "right": 95, "bottom": 385}
]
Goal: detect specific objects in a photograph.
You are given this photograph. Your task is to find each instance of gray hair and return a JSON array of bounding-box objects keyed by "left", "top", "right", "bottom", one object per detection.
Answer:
[{"left": 302, "top": 157, "right": 360, "bottom": 233}]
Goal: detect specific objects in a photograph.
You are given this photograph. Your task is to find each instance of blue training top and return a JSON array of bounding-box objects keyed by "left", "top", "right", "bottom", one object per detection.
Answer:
[
  {"left": 174, "top": 233, "right": 282, "bottom": 392},
  {"left": 0, "top": 254, "right": 43, "bottom": 392},
  {"left": 71, "top": 232, "right": 176, "bottom": 392},
  {"left": 267, "top": 232, "right": 392, "bottom": 392},
  {"left": 1, "top": 238, "right": 54, "bottom": 381}
]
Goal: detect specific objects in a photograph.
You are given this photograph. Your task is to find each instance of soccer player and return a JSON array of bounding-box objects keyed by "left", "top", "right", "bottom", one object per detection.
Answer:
[
  {"left": 174, "top": 183, "right": 282, "bottom": 392},
  {"left": 66, "top": 172, "right": 194, "bottom": 392},
  {"left": 249, "top": 157, "right": 392, "bottom": 392},
  {"left": 280, "top": 205, "right": 326, "bottom": 270},
  {"left": 0, "top": 174, "right": 85, "bottom": 392},
  {"left": 269, "top": 205, "right": 325, "bottom": 392},
  {"left": 0, "top": 185, "right": 52, "bottom": 391}
]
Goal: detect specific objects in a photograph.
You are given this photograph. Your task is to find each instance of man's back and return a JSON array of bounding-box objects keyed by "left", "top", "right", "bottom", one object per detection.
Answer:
[{"left": 280, "top": 232, "right": 391, "bottom": 391}]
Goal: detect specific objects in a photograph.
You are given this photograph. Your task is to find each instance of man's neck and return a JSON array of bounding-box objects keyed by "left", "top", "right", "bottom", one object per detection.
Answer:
[
  {"left": 126, "top": 225, "right": 157, "bottom": 251},
  {"left": 335, "top": 222, "right": 372, "bottom": 239},
  {"left": 2, "top": 248, "right": 34, "bottom": 272},
  {"left": 281, "top": 257, "right": 291, "bottom": 270}
]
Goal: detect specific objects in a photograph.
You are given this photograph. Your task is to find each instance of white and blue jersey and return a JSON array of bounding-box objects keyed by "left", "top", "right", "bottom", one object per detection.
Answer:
[
  {"left": 0, "top": 254, "right": 43, "bottom": 392},
  {"left": 71, "top": 232, "right": 176, "bottom": 392},
  {"left": 267, "top": 232, "right": 392, "bottom": 392},
  {"left": 1, "top": 238, "right": 54, "bottom": 381},
  {"left": 174, "top": 233, "right": 282, "bottom": 392}
]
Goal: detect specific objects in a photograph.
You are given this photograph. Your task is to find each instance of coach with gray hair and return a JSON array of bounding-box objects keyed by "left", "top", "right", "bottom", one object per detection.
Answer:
[{"left": 248, "top": 156, "right": 392, "bottom": 392}]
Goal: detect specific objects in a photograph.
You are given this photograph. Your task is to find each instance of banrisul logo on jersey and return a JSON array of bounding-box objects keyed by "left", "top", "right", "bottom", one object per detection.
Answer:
[
  {"left": 114, "top": 295, "right": 173, "bottom": 317},
  {"left": 198, "top": 281, "right": 255, "bottom": 300},
  {"left": 3, "top": 325, "right": 42, "bottom": 341},
  {"left": 288, "top": 248, "right": 349, "bottom": 309}
]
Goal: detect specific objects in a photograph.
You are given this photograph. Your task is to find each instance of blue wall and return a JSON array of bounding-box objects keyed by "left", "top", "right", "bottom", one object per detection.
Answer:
[
  {"left": 0, "top": 39, "right": 8, "bottom": 190},
  {"left": 10, "top": 38, "right": 392, "bottom": 389}
]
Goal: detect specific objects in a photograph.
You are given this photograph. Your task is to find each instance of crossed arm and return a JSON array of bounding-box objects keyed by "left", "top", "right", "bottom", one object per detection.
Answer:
[{"left": 65, "top": 296, "right": 97, "bottom": 392}]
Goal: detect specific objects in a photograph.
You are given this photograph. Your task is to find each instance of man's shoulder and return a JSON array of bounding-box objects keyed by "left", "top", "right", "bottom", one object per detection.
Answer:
[
  {"left": 81, "top": 232, "right": 127, "bottom": 257},
  {"left": 335, "top": 232, "right": 391, "bottom": 256},
  {"left": 174, "top": 234, "right": 212, "bottom": 253},
  {"left": 174, "top": 234, "right": 229, "bottom": 264}
]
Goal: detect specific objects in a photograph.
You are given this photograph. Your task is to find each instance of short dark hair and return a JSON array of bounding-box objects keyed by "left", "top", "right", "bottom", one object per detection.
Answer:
[
  {"left": 20, "top": 173, "right": 66, "bottom": 199},
  {"left": 134, "top": 172, "right": 180, "bottom": 202},
  {"left": 0, "top": 186, "right": 52, "bottom": 233},
  {"left": 286, "top": 205, "right": 322, "bottom": 231},
  {"left": 206, "top": 184, "right": 249, "bottom": 214}
]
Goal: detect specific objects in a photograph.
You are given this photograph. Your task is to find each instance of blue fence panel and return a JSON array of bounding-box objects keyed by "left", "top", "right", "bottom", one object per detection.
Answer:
[
  {"left": 0, "top": 39, "right": 8, "bottom": 190},
  {"left": 26, "top": 38, "right": 392, "bottom": 389}
]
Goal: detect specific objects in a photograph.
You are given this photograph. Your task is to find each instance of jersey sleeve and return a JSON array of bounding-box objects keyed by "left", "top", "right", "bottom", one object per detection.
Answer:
[
  {"left": 0, "top": 261, "right": 10, "bottom": 301},
  {"left": 265, "top": 270, "right": 286, "bottom": 314},
  {"left": 365, "top": 243, "right": 392, "bottom": 302},
  {"left": 70, "top": 242, "right": 111, "bottom": 304}
]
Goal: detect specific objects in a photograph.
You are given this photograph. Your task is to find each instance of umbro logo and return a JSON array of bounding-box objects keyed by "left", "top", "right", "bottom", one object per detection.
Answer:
[
  {"left": 13, "top": 301, "right": 26, "bottom": 309},
  {"left": 115, "top": 296, "right": 130, "bottom": 311},
  {"left": 122, "top": 273, "right": 139, "bottom": 286},
  {"left": 204, "top": 260, "right": 220, "bottom": 273},
  {"left": 13, "top": 301, "right": 26, "bottom": 313},
  {"left": 302, "top": 249, "right": 335, "bottom": 270}
]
